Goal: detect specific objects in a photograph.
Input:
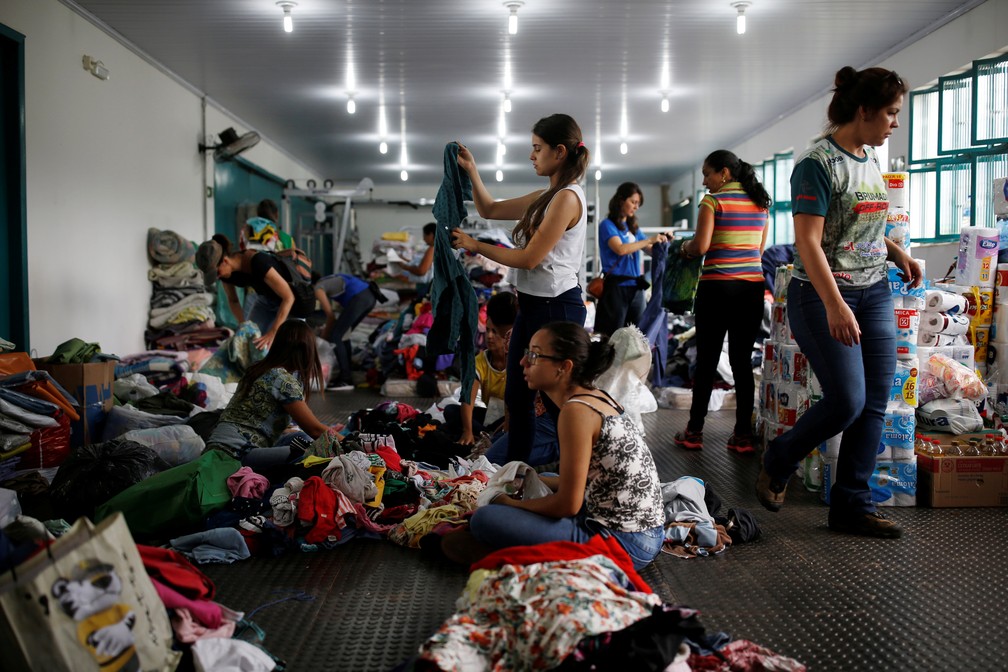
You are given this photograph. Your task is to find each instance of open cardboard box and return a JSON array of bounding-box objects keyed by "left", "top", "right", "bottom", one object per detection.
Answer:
[
  {"left": 33, "top": 358, "right": 116, "bottom": 448},
  {"left": 915, "top": 431, "right": 1008, "bottom": 507}
]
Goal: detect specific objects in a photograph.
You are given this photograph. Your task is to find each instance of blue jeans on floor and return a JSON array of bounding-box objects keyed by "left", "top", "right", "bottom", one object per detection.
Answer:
[
  {"left": 763, "top": 278, "right": 895, "bottom": 514},
  {"left": 328, "top": 290, "right": 377, "bottom": 385},
  {"left": 505, "top": 287, "right": 586, "bottom": 462},
  {"left": 469, "top": 505, "right": 664, "bottom": 570}
]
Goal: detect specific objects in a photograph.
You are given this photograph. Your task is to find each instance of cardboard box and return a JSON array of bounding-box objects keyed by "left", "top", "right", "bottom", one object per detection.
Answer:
[
  {"left": 33, "top": 359, "right": 115, "bottom": 448},
  {"left": 916, "top": 453, "right": 1008, "bottom": 507}
]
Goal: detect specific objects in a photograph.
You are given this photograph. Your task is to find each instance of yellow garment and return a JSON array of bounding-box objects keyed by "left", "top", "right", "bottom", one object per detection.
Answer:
[
  {"left": 366, "top": 465, "right": 386, "bottom": 507},
  {"left": 382, "top": 231, "right": 411, "bottom": 242},
  {"left": 474, "top": 350, "right": 506, "bottom": 402},
  {"left": 400, "top": 504, "right": 467, "bottom": 547}
]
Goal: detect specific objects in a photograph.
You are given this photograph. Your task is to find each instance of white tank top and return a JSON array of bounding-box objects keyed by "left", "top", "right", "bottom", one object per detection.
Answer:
[{"left": 515, "top": 183, "right": 587, "bottom": 297}]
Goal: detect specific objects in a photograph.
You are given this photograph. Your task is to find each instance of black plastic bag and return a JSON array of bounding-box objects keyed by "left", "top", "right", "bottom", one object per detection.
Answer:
[{"left": 49, "top": 438, "right": 171, "bottom": 520}]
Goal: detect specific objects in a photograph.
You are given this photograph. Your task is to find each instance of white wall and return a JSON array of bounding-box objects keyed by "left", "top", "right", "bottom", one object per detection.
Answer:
[
  {"left": 0, "top": 0, "right": 319, "bottom": 357},
  {"left": 704, "top": 0, "right": 1008, "bottom": 280}
]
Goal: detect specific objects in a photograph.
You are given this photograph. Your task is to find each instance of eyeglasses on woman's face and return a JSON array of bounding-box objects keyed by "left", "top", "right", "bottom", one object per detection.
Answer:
[{"left": 522, "top": 348, "right": 564, "bottom": 366}]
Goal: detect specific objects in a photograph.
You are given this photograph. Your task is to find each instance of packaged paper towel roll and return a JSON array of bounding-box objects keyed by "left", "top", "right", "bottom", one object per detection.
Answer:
[
  {"left": 816, "top": 433, "right": 842, "bottom": 459},
  {"left": 894, "top": 308, "right": 919, "bottom": 359},
  {"left": 879, "top": 402, "right": 915, "bottom": 461},
  {"left": 761, "top": 341, "right": 779, "bottom": 382},
  {"left": 770, "top": 303, "right": 794, "bottom": 344},
  {"left": 888, "top": 264, "right": 926, "bottom": 309},
  {"left": 918, "top": 331, "right": 960, "bottom": 347},
  {"left": 951, "top": 344, "right": 975, "bottom": 369},
  {"left": 777, "top": 343, "right": 809, "bottom": 386},
  {"left": 955, "top": 226, "right": 999, "bottom": 288},
  {"left": 759, "top": 380, "right": 777, "bottom": 420},
  {"left": 776, "top": 383, "right": 809, "bottom": 426},
  {"left": 919, "top": 312, "right": 970, "bottom": 336},
  {"left": 885, "top": 207, "right": 911, "bottom": 251},
  {"left": 890, "top": 357, "right": 919, "bottom": 408},
  {"left": 924, "top": 289, "right": 967, "bottom": 314},
  {"left": 883, "top": 172, "right": 909, "bottom": 209}
]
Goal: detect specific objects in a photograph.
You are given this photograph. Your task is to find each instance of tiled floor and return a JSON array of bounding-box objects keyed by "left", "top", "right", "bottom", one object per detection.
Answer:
[{"left": 202, "top": 389, "right": 1008, "bottom": 671}]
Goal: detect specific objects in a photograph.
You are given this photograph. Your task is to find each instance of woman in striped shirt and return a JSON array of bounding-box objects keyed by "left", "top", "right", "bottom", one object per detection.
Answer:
[{"left": 675, "top": 150, "right": 770, "bottom": 455}]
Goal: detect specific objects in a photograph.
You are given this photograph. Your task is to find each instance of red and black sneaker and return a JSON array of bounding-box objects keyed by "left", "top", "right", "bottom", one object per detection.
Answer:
[
  {"left": 726, "top": 433, "right": 756, "bottom": 455},
  {"left": 674, "top": 429, "right": 704, "bottom": 451}
]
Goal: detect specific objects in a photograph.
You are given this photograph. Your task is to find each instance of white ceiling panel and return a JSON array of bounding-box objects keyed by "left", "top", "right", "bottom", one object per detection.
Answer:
[{"left": 69, "top": 0, "right": 982, "bottom": 185}]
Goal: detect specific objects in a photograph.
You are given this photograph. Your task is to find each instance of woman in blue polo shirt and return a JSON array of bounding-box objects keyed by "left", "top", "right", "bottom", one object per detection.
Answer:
[{"left": 594, "top": 182, "right": 667, "bottom": 336}]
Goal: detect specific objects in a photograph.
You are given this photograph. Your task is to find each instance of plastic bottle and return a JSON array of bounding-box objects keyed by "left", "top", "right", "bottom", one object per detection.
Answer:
[
  {"left": 947, "top": 440, "right": 964, "bottom": 456},
  {"left": 997, "top": 434, "right": 1008, "bottom": 456},
  {"left": 914, "top": 435, "right": 927, "bottom": 455},
  {"left": 928, "top": 439, "right": 944, "bottom": 457},
  {"left": 982, "top": 435, "right": 996, "bottom": 456},
  {"left": 965, "top": 439, "right": 982, "bottom": 456}
]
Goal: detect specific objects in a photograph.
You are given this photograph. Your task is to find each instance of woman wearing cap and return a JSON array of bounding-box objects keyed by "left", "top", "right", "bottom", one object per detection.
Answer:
[{"left": 196, "top": 233, "right": 302, "bottom": 351}]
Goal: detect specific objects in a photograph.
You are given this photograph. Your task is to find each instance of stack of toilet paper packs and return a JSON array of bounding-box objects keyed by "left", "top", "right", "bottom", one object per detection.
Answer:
[{"left": 757, "top": 264, "right": 826, "bottom": 492}]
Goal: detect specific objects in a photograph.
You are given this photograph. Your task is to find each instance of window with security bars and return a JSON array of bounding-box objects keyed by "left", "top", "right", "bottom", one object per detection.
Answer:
[
  {"left": 909, "top": 52, "right": 1008, "bottom": 242},
  {"left": 754, "top": 152, "right": 794, "bottom": 245}
]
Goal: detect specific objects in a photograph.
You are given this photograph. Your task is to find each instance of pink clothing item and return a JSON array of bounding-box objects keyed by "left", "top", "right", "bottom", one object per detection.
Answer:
[
  {"left": 226, "top": 466, "right": 270, "bottom": 499},
  {"left": 407, "top": 311, "right": 434, "bottom": 334},
  {"left": 151, "top": 577, "right": 223, "bottom": 629},
  {"left": 352, "top": 502, "right": 398, "bottom": 535},
  {"left": 170, "top": 607, "right": 236, "bottom": 643},
  {"left": 395, "top": 403, "right": 420, "bottom": 423}
]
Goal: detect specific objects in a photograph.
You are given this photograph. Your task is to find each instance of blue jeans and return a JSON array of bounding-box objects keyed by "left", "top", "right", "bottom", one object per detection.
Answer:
[
  {"left": 505, "top": 287, "right": 586, "bottom": 461},
  {"left": 469, "top": 505, "right": 664, "bottom": 570},
  {"left": 485, "top": 413, "right": 559, "bottom": 467},
  {"left": 764, "top": 278, "right": 895, "bottom": 514},
  {"left": 328, "top": 290, "right": 377, "bottom": 385},
  {"left": 247, "top": 294, "right": 281, "bottom": 336}
]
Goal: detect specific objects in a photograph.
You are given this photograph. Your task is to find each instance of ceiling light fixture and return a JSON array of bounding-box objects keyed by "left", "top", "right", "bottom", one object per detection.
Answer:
[
  {"left": 504, "top": 1, "right": 524, "bottom": 35},
  {"left": 730, "top": 1, "right": 751, "bottom": 35},
  {"left": 619, "top": 100, "right": 629, "bottom": 155},
  {"left": 659, "top": 59, "right": 670, "bottom": 112},
  {"left": 399, "top": 106, "right": 408, "bottom": 181},
  {"left": 661, "top": 96, "right": 670, "bottom": 113},
  {"left": 82, "top": 55, "right": 109, "bottom": 81},
  {"left": 347, "top": 96, "right": 356, "bottom": 114},
  {"left": 503, "top": 92, "right": 512, "bottom": 114},
  {"left": 378, "top": 104, "right": 388, "bottom": 154},
  {"left": 276, "top": 1, "right": 297, "bottom": 33}
]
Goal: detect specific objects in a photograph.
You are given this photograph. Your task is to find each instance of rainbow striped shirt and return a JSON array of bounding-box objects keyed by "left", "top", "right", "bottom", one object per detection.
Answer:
[{"left": 698, "top": 182, "right": 767, "bottom": 283}]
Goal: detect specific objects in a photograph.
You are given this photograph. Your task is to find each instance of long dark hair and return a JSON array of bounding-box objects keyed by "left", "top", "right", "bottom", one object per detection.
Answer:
[
  {"left": 827, "top": 66, "right": 908, "bottom": 134},
  {"left": 540, "top": 321, "right": 615, "bottom": 388},
  {"left": 513, "top": 114, "right": 590, "bottom": 247},
  {"left": 606, "top": 182, "right": 644, "bottom": 235},
  {"left": 234, "top": 320, "right": 323, "bottom": 402},
  {"left": 704, "top": 150, "right": 772, "bottom": 211}
]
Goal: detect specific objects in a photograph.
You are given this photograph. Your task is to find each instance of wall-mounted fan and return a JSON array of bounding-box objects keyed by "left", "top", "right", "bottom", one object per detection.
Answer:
[{"left": 199, "top": 127, "right": 260, "bottom": 161}]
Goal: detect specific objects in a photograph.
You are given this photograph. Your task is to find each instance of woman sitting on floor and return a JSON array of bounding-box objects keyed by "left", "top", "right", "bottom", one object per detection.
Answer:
[
  {"left": 443, "top": 321, "right": 665, "bottom": 570},
  {"left": 204, "top": 319, "right": 337, "bottom": 469}
]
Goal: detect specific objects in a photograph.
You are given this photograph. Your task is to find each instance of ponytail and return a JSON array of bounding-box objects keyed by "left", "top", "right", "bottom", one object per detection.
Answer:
[{"left": 704, "top": 150, "right": 771, "bottom": 211}]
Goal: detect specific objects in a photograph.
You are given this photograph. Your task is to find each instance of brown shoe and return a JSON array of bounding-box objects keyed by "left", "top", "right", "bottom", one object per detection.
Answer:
[
  {"left": 828, "top": 510, "right": 903, "bottom": 539},
  {"left": 755, "top": 467, "right": 788, "bottom": 512}
]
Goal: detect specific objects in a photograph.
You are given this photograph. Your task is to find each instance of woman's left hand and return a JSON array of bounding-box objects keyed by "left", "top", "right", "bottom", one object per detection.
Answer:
[
  {"left": 253, "top": 331, "right": 275, "bottom": 351},
  {"left": 451, "top": 228, "right": 477, "bottom": 253},
  {"left": 895, "top": 251, "right": 923, "bottom": 288}
]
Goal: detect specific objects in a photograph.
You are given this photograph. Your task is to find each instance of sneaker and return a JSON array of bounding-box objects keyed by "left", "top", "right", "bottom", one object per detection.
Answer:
[
  {"left": 726, "top": 433, "right": 756, "bottom": 455},
  {"left": 828, "top": 510, "right": 903, "bottom": 539},
  {"left": 755, "top": 466, "right": 788, "bottom": 512},
  {"left": 674, "top": 428, "right": 704, "bottom": 451},
  {"left": 326, "top": 382, "right": 354, "bottom": 391}
]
